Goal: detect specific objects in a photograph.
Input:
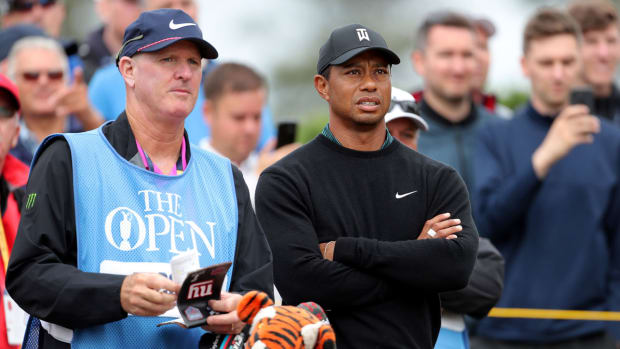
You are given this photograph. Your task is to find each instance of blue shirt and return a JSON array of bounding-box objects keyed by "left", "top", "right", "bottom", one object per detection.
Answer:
[{"left": 474, "top": 103, "right": 620, "bottom": 343}]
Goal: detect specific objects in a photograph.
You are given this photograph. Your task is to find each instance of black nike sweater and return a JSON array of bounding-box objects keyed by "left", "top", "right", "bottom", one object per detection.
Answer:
[{"left": 255, "top": 135, "right": 478, "bottom": 349}]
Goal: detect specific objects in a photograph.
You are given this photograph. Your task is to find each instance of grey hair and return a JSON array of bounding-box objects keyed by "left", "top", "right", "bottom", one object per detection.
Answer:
[{"left": 7, "top": 36, "right": 69, "bottom": 83}]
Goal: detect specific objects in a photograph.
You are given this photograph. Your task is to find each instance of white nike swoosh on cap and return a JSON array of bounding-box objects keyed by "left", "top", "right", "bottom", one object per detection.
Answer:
[{"left": 169, "top": 20, "right": 197, "bottom": 30}]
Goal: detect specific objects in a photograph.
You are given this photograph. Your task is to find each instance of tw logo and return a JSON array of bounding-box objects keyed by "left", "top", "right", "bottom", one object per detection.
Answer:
[
  {"left": 187, "top": 280, "right": 214, "bottom": 300},
  {"left": 356, "top": 28, "right": 370, "bottom": 42}
]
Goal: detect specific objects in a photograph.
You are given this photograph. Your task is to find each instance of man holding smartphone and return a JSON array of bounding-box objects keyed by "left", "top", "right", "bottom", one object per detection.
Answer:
[
  {"left": 201, "top": 63, "right": 298, "bottom": 206},
  {"left": 472, "top": 8, "right": 620, "bottom": 348}
]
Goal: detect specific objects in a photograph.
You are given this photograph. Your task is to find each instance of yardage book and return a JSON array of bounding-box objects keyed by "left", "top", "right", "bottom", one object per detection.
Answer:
[{"left": 157, "top": 261, "right": 231, "bottom": 329}]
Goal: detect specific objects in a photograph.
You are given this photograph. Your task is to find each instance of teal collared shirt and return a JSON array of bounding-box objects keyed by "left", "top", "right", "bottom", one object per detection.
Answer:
[{"left": 321, "top": 123, "right": 394, "bottom": 149}]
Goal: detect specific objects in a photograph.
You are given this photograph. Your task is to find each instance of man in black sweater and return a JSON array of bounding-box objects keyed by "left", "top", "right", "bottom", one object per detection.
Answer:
[{"left": 255, "top": 24, "right": 478, "bottom": 349}]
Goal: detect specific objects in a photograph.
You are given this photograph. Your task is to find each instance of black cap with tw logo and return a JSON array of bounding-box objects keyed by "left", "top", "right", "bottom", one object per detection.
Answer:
[
  {"left": 317, "top": 24, "right": 400, "bottom": 75},
  {"left": 115, "top": 8, "right": 218, "bottom": 66}
]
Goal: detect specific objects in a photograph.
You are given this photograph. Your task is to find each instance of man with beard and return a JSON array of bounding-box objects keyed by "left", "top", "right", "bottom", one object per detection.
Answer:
[{"left": 411, "top": 11, "right": 497, "bottom": 192}]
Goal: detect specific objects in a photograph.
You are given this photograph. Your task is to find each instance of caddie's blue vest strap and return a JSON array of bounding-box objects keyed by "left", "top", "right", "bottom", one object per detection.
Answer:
[
  {"left": 21, "top": 317, "right": 39, "bottom": 349},
  {"left": 434, "top": 327, "right": 469, "bottom": 349}
]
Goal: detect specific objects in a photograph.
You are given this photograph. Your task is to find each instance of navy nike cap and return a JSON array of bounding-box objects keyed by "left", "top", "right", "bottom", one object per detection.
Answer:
[
  {"left": 317, "top": 24, "right": 400, "bottom": 75},
  {"left": 115, "top": 8, "right": 218, "bottom": 66}
]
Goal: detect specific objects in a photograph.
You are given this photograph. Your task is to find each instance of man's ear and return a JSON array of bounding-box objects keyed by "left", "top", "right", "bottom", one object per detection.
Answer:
[
  {"left": 203, "top": 100, "right": 215, "bottom": 127},
  {"left": 118, "top": 57, "right": 136, "bottom": 88},
  {"left": 94, "top": 0, "right": 108, "bottom": 21},
  {"left": 314, "top": 74, "right": 330, "bottom": 102},
  {"left": 411, "top": 50, "right": 425, "bottom": 77},
  {"left": 10, "top": 121, "right": 19, "bottom": 149},
  {"left": 520, "top": 55, "right": 529, "bottom": 78}
]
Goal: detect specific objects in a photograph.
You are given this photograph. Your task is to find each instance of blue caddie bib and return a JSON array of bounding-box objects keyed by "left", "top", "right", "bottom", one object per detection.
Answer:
[
  {"left": 434, "top": 327, "right": 469, "bottom": 349},
  {"left": 41, "top": 126, "right": 238, "bottom": 348}
]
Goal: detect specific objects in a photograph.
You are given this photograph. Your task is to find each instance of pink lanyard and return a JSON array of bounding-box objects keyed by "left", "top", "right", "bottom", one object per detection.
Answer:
[{"left": 135, "top": 137, "right": 187, "bottom": 175}]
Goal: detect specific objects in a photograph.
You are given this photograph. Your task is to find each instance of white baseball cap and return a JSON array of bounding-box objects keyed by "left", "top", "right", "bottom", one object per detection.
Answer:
[{"left": 385, "top": 87, "right": 428, "bottom": 131}]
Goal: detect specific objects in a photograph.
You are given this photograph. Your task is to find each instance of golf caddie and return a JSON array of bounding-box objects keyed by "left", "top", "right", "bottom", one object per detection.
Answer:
[{"left": 6, "top": 9, "right": 272, "bottom": 349}]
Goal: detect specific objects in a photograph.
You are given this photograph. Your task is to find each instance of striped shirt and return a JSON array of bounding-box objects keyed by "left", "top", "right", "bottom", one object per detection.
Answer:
[{"left": 321, "top": 123, "right": 394, "bottom": 149}]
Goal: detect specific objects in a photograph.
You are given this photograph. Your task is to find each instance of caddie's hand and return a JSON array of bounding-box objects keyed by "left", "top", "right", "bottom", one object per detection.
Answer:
[
  {"left": 532, "top": 105, "right": 600, "bottom": 179},
  {"left": 202, "top": 291, "right": 244, "bottom": 334},
  {"left": 120, "top": 273, "right": 180, "bottom": 317},
  {"left": 418, "top": 213, "right": 461, "bottom": 240}
]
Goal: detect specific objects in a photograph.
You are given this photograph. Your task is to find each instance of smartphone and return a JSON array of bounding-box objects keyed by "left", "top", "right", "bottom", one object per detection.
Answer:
[
  {"left": 276, "top": 122, "right": 297, "bottom": 148},
  {"left": 569, "top": 87, "right": 594, "bottom": 111}
]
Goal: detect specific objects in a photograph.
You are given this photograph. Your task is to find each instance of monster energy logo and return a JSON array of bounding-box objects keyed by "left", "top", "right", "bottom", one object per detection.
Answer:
[{"left": 25, "top": 193, "right": 37, "bottom": 210}]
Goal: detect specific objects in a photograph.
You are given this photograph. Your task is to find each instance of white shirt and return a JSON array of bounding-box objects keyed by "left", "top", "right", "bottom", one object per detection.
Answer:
[{"left": 199, "top": 139, "right": 259, "bottom": 207}]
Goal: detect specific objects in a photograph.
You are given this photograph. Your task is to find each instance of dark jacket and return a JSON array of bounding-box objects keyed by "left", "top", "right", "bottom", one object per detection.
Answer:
[
  {"left": 440, "top": 237, "right": 504, "bottom": 318},
  {"left": 474, "top": 103, "right": 620, "bottom": 343},
  {"left": 256, "top": 135, "right": 478, "bottom": 349},
  {"left": 411, "top": 94, "right": 504, "bottom": 318}
]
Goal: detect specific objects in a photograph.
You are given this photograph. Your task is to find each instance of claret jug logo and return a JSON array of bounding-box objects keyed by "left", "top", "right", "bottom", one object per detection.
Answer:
[{"left": 104, "top": 190, "right": 217, "bottom": 258}]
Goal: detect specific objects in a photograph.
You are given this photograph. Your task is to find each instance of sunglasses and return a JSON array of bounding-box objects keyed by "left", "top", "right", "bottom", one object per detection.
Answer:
[
  {"left": 0, "top": 106, "right": 17, "bottom": 118},
  {"left": 21, "top": 70, "right": 64, "bottom": 82},
  {"left": 388, "top": 99, "right": 420, "bottom": 114},
  {"left": 10, "top": 0, "right": 57, "bottom": 12}
]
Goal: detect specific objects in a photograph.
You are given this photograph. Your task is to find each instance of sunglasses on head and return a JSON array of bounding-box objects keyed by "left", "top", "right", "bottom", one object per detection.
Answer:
[
  {"left": 388, "top": 100, "right": 420, "bottom": 114},
  {"left": 21, "top": 70, "right": 64, "bottom": 82},
  {"left": 10, "top": 0, "right": 57, "bottom": 12}
]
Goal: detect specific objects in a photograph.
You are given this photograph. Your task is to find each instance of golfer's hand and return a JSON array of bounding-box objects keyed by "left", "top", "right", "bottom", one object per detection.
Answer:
[
  {"left": 418, "top": 213, "right": 461, "bottom": 240},
  {"left": 202, "top": 292, "right": 244, "bottom": 334},
  {"left": 318, "top": 241, "right": 335, "bottom": 261},
  {"left": 120, "top": 273, "right": 180, "bottom": 316}
]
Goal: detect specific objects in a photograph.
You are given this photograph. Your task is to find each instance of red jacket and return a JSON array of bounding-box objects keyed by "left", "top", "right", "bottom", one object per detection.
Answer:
[{"left": 1, "top": 154, "right": 29, "bottom": 349}]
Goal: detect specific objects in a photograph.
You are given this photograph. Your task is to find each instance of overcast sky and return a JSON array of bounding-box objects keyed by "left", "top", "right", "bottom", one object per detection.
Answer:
[{"left": 199, "top": 0, "right": 569, "bottom": 95}]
